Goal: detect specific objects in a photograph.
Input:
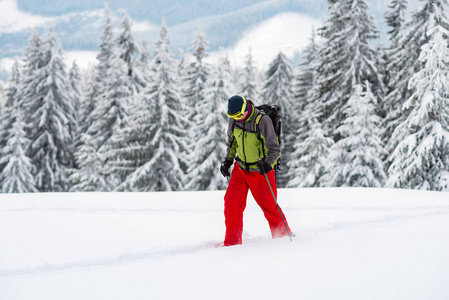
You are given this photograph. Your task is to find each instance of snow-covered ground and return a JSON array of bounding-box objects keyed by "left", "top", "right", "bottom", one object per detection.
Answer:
[{"left": 1, "top": 188, "right": 448, "bottom": 300}]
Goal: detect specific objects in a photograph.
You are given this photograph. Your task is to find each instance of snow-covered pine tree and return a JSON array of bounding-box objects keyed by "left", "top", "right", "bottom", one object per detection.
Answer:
[
  {"left": 177, "top": 49, "right": 188, "bottom": 79},
  {"left": 133, "top": 40, "right": 152, "bottom": 90},
  {"left": 115, "top": 10, "right": 143, "bottom": 95},
  {"left": 239, "top": 48, "right": 260, "bottom": 100},
  {"left": 73, "top": 6, "right": 134, "bottom": 190},
  {"left": 70, "top": 134, "right": 112, "bottom": 191},
  {"left": 385, "top": 0, "right": 409, "bottom": 49},
  {"left": 101, "top": 44, "right": 154, "bottom": 187},
  {"left": 116, "top": 10, "right": 138, "bottom": 76},
  {"left": 185, "top": 55, "right": 232, "bottom": 191},
  {"left": 0, "top": 106, "right": 37, "bottom": 193},
  {"left": 4, "top": 32, "right": 44, "bottom": 163},
  {"left": 287, "top": 118, "right": 334, "bottom": 188},
  {"left": 88, "top": 48, "right": 131, "bottom": 188},
  {"left": 86, "top": 50, "right": 130, "bottom": 150},
  {"left": 293, "top": 28, "right": 319, "bottom": 143},
  {"left": 116, "top": 20, "right": 189, "bottom": 192},
  {"left": 383, "top": 0, "right": 449, "bottom": 158},
  {"left": 69, "top": 61, "right": 82, "bottom": 114},
  {"left": 262, "top": 52, "right": 295, "bottom": 188},
  {"left": 182, "top": 31, "right": 210, "bottom": 120},
  {"left": 21, "top": 29, "right": 76, "bottom": 192},
  {"left": 69, "top": 60, "right": 82, "bottom": 154},
  {"left": 0, "top": 61, "right": 21, "bottom": 148},
  {"left": 323, "top": 83, "right": 386, "bottom": 187},
  {"left": 313, "top": 0, "right": 380, "bottom": 138},
  {"left": 387, "top": 8, "right": 449, "bottom": 191},
  {"left": 81, "top": 3, "right": 114, "bottom": 134},
  {"left": 382, "top": 0, "right": 409, "bottom": 105},
  {"left": 3, "top": 60, "right": 21, "bottom": 109},
  {"left": 294, "top": 28, "right": 318, "bottom": 112},
  {"left": 0, "top": 60, "right": 22, "bottom": 182}
]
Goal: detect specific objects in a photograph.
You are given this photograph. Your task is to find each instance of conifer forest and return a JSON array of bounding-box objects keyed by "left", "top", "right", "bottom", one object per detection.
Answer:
[{"left": 1, "top": 0, "right": 449, "bottom": 193}]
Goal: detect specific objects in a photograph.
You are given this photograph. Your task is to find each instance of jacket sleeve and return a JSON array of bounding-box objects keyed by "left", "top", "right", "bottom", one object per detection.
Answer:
[
  {"left": 225, "top": 118, "right": 237, "bottom": 161},
  {"left": 259, "top": 115, "right": 280, "bottom": 166}
]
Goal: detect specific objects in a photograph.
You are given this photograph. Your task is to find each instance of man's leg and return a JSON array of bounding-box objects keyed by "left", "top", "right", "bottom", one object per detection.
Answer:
[
  {"left": 223, "top": 163, "right": 249, "bottom": 246},
  {"left": 248, "top": 170, "right": 291, "bottom": 238}
]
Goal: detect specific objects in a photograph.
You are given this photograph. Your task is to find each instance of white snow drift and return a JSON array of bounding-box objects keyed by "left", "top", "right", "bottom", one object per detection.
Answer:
[{"left": 1, "top": 187, "right": 448, "bottom": 300}]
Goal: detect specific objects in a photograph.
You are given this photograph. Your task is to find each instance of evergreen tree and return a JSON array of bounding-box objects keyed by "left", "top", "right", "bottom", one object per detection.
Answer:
[
  {"left": 387, "top": 11, "right": 449, "bottom": 190},
  {"left": 383, "top": 0, "right": 449, "bottom": 157},
  {"left": 103, "top": 44, "right": 154, "bottom": 187},
  {"left": 3, "top": 60, "right": 21, "bottom": 109},
  {"left": 117, "top": 20, "right": 189, "bottom": 191},
  {"left": 239, "top": 48, "right": 260, "bottom": 100},
  {"left": 115, "top": 10, "right": 143, "bottom": 94},
  {"left": 86, "top": 50, "right": 130, "bottom": 150},
  {"left": 70, "top": 134, "right": 112, "bottom": 191},
  {"left": 262, "top": 52, "right": 295, "bottom": 188},
  {"left": 293, "top": 28, "right": 319, "bottom": 142},
  {"left": 116, "top": 10, "right": 138, "bottom": 76},
  {"left": 177, "top": 49, "right": 188, "bottom": 79},
  {"left": 0, "top": 107, "right": 37, "bottom": 193},
  {"left": 385, "top": 0, "right": 409, "bottom": 48},
  {"left": 82, "top": 3, "right": 114, "bottom": 134},
  {"left": 69, "top": 60, "right": 82, "bottom": 113},
  {"left": 287, "top": 118, "right": 334, "bottom": 188},
  {"left": 1, "top": 61, "right": 21, "bottom": 148},
  {"left": 288, "top": 29, "right": 331, "bottom": 188},
  {"left": 314, "top": 0, "right": 380, "bottom": 137},
  {"left": 21, "top": 29, "right": 76, "bottom": 192},
  {"left": 323, "top": 83, "right": 386, "bottom": 187},
  {"left": 134, "top": 40, "right": 152, "bottom": 90},
  {"left": 69, "top": 60, "right": 82, "bottom": 153},
  {"left": 73, "top": 6, "right": 133, "bottom": 190},
  {"left": 0, "top": 60, "right": 22, "bottom": 182},
  {"left": 88, "top": 49, "right": 131, "bottom": 188},
  {"left": 182, "top": 31, "right": 210, "bottom": 119},
  {"left": 185, "top": 55, "right": 232, "bottom": 191}
]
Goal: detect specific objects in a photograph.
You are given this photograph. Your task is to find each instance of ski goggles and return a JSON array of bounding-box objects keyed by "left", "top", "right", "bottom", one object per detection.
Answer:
[{"left": 227, "top": 97, "right": 248, "bottom": 120}]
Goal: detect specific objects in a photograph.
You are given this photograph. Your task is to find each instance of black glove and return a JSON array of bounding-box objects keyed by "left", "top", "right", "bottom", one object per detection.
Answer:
[
  {"left": 220, "top": 159, "right": 233, "bottom": 177},
  {"left": 257, "top": 160, "right": 272, "bottom": 175}
]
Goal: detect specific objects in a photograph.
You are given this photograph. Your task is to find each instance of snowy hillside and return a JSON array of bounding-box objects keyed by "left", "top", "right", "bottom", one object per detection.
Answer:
[
  {"left": 1, "top": 188, "right": 448, "bottom": 300},
  {"left": 0, "top": 0, "right": 421, "bottom": 79},
  {"left": 0, "top": 0, "right": 326, "bottom": 67}
]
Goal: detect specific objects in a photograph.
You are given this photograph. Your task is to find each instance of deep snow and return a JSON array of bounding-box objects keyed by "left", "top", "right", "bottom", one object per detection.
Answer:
[{"left": 1, "top": 188, "right": 449, "bottom": 300}]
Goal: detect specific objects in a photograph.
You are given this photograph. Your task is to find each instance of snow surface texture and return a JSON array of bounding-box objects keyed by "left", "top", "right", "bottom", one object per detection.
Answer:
[{"left": 1, "top": 188, "right": 449, "bottom": 300}]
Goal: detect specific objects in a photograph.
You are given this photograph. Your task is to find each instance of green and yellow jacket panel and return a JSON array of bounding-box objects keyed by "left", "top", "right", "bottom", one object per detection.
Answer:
[{"left": 225, "top": 106, "right": 281, "bottom": 171}]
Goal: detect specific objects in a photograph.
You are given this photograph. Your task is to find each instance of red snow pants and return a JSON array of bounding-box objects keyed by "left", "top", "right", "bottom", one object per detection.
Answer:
[{"left": 223, "top": 162, "right": 291, "bottom": 246}]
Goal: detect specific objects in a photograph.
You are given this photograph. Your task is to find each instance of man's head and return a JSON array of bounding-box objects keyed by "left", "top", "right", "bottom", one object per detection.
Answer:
[{"left": 227, "top": 95, "right": 249, "bottom": 120}]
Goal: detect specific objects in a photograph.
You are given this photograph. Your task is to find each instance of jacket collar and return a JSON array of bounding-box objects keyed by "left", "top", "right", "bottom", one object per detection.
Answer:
[{"left": 239, "top": 100, "right": 256, "bottom": 123}]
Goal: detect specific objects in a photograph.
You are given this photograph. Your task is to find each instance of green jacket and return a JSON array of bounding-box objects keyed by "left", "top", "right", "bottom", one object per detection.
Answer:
[{"left": 225, "top": 104, "right": 281, "bottom": 171}]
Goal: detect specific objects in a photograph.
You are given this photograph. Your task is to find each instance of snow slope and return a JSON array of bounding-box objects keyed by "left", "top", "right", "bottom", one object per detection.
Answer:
[{"left": 1, "top": 188, "right": 449, "bottom": 300}]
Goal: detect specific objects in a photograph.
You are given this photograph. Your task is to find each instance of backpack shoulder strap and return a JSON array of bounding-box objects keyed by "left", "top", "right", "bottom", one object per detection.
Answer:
[
  {"left": 254, "top": 112, "right": 266, "bottom": 159},
  {"left": 255, "top": 113, "right": 264, "bottom": 124},
  {"left": 254, "top": 112, "right": 264, "bottom": 136}
]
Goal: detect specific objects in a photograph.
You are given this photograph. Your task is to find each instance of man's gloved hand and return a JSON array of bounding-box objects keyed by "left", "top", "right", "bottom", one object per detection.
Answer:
[
  {"left": 257, "top": 159, "right": 272, "bottom": 175},
  {"left": 220, "top": 159, "right": 233, "bottom": 177}
]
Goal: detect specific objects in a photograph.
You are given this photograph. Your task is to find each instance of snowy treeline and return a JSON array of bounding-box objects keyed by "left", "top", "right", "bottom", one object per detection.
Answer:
[{"left": 1, "top": 0, "right": 449, "bottom": 193}]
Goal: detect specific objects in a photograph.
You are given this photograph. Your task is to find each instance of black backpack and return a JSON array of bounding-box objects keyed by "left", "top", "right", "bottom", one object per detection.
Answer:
[
  {"left": 232, "top": 104, "right": 282, "bottom": 173},
  {"left": 255, "top": 104, "right": 282, "bottom": 173}
]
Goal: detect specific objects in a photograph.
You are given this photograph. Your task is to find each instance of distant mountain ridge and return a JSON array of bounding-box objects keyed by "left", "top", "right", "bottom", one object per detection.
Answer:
[
  {"left": 16, "top": 0, "right": 326, "bottom": 24},
  {"left": 0, "top": 0, "right": 421, "bottom": 81},
  {"left": 2, "top": 0, "right": 326, "bottom": 56}
]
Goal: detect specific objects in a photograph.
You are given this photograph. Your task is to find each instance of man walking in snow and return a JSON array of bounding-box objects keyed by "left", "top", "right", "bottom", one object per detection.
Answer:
[{"left": 220, "top": 95, "right": 291, "bottom": 246}]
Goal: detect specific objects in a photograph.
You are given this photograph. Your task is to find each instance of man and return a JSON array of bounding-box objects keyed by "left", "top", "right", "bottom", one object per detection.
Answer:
[{"left": 220, "top": 95, "right": 292, "bottom": 246}]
